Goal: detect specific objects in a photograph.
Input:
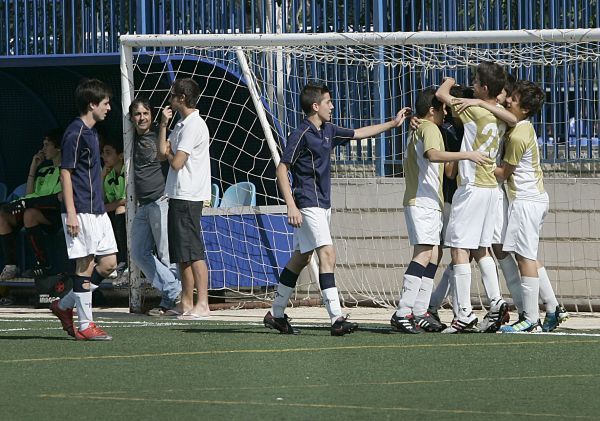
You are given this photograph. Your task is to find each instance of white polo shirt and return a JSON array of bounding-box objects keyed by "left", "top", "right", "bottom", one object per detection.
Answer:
[{"left": 165, "top": 110, "right": 212, "bottom": 202}]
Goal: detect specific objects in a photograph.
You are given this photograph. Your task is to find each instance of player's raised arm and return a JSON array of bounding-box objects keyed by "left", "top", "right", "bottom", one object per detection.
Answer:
[
  {"left": 353, "top": 107, "right": 411, "bottom": 139},
  {"left": 452, "top": 97, "right": 518, "bottom": 127},
  {"left": 435, "top": 77, "right": 456, "bottom": 107}
]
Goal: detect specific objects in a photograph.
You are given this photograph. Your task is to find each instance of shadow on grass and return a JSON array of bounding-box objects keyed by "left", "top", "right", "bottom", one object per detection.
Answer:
[
  {"left": 0, "top": 335, "right": 72, "bottom": 341},
  {"left": 175, "top": 325, "right": 394, "bottom": 335}
]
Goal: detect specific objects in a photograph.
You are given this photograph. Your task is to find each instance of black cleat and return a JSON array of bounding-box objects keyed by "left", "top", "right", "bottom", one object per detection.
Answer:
[
  {"left": 263, "top": 311, "right": 298, "bottom": 334},
  {"left": 330, "top": 316, "right": 358, "bottom": 336},
  {"left": 478, "top": 300, "right": 510, "bottom": 333},
  {"left": 414, "top": 312, "right": 447, "bottom": 332},
  {"left": 22, "top": 263, "right": 52, "bottom": 279},
  {"left": 390, "top": 313, "right": 421, "bottom": 334}
]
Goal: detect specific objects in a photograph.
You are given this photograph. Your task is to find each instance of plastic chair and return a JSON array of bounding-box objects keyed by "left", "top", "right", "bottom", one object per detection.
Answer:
[
  {"left": 219, "top": 182, "right": 256, "bottom": 207},
  {"left": 0, "top": 182, "right": 7, "bottom": 202},
  {"left": 211, "top": 183, "right": 220, "bottom": 208},
  {"left": 6, "top": 183, "right": 27, "bottom": 202}
]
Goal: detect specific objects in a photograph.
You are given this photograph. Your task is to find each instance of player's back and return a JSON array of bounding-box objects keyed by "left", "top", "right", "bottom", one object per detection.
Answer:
[{"left": 455, "top": 105, "right": 502, "bottom": 188}]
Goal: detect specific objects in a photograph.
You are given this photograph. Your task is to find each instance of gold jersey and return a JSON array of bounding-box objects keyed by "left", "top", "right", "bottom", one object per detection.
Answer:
[{"left": 403, "top": 119, "right": 445, "bottom": 210}]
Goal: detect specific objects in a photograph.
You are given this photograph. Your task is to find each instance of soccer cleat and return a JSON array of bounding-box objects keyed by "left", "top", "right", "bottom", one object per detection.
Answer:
[
  {"left": 390, "top": 313, "right": 421, "bottom": 334},
  {"left": 50, "top": 300, "right": 75, "bottom": 337},
  {"left": 427, "top": 308, "right": 442, "bottom": 324},
  {"left": 0, "top": 264, "right": 19, "bottom": 280},
  {"left": 75, "top": 323, "right": 113, "bottom": 341},
  {"left": 330, "top": 316, "right": 359, "bottom": 336},
  {"left": 542, "top": 306, "right": 570, "bottom": 332},
  {"left": 478, "top": 300, "right": 510, "bottom": 333},
  {"left": 441, "top": 313, "right": 478, "bottom": 334},
  {"left": 500, "top": 319, "right": 542, "bottom": 333},
  {"left": 414, "top": 312, "right": 447, "bottom": 332},
  {"left": 22, "top": 263, "right": 51, "bottom": 279},
  {"left": 263, "top": 311, "right": 298, "bottom": 334}
]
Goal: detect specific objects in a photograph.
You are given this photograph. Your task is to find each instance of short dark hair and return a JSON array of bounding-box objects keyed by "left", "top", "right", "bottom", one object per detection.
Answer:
[
  {"left": 101, "top": 139, "right": 124, "bottom": 155},
  {"left": 171, "top": 78, "right": 200, "bottom": 108},
  {"left": 504, "top": 73, "right": 517, "bottom": 98},
  {"left": 450, "top": 85, "right": 474, "bottom": 99},
  {"left": 129, "top": 97, "right": 152, "bottom": 119},
  {"left": 44, "top": 128, "right": 63, "bottom": 148},
  {"left": 75, "top": 79, "right": 112, "bottom": 114},
  {"left": 475, "top": 61, "right": 506, "bottom": 98},
  {"left": 415, "top": 88, "right": 444, "bottom": 118},
  {"left": 512, "top": 80, "right": 545, "bottom": 118},
  {"left": 300, "top": 84, "right": 330, "bottom": 115}
]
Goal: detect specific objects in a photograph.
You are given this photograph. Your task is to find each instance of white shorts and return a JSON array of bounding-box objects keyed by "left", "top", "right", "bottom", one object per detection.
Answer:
[
  {"left": 405, "top": 205, "right": 443, "bottom": 246},
  {"left": 502, "top": 198, "right": 549, "bottom": 260},
  {"left": 491, "top": 186, "right": 509, "bottom": 244},
  {"left": 293, "top": 207, "right": 332, "bottom": 254},
  {"left": 444, "top": 184, "right": 498, "bottom": 249},
  {"left": 441, "top": 202, "right": 452, "bottom": 247},
  {"left": 62, "top": 213, "right": 118, "bottom": 259}
]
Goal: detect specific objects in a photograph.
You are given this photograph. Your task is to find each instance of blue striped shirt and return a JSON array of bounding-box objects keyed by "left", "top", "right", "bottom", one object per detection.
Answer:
[
  {"left": 61, "top": 118, "right": 106, "bottom": 214},
  {"left": 281, "top": 119, "right": 354, "bottom": 209}
]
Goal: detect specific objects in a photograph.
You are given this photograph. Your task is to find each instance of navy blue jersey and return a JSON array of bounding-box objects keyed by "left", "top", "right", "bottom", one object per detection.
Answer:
[
  {"left": 441, "top": 120, "right": 464, "bottom": 204},
  {"left": 281, "top": 119, "right": 354, "bottom": 209},
  {"left": 61, "top": 118, "right": 106, "bottom": 214}
]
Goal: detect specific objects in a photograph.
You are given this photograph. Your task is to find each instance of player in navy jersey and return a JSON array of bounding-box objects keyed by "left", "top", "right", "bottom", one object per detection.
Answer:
[
  {"left": 264, "top": 83, "right": 410, "bottom": 336},
  {"left": 50, "top": 79, "right": 118, "bottom": 341}
]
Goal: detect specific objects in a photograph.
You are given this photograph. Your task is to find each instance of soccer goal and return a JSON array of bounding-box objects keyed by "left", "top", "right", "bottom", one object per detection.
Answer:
[{"left": 120, "top": 29, "right": 600, "bottom": 313}]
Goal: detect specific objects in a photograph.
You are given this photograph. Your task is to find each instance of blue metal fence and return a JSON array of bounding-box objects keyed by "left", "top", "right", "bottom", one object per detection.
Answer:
[{"left": 1, "top": 0, "right": 599, "bottom": 171}]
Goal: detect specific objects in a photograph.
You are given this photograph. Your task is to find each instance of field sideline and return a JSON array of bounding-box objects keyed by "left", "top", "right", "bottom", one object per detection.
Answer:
[{"left": 1, "top": 307, "right": 599, "bottom": 420}]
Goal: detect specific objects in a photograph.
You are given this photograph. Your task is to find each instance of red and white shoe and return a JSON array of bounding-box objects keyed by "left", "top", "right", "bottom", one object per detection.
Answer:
[
  {"left": 50, "top": 300, "right": 75, "bottom": 337},
  {"left": 75, "top": 323, "right": 113, "bottom": 341}
]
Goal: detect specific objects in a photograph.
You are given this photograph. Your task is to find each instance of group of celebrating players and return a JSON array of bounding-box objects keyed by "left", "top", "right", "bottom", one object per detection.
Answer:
[{"left": 265, "top": 61, "right": 568, "bottom": 336}]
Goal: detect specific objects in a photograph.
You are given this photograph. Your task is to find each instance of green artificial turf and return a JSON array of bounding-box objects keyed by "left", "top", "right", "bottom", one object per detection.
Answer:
[{"left": 0, "top": 316, "right": 599, "bottom": 420}]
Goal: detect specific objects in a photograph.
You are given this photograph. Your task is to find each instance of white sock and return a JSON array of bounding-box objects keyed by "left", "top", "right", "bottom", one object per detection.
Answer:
[
  {"left": 413, "top": 276, "right": 434, "bottom": 316},
  {"left": 450, "top": 276, "right": 459, "bottom": 317},
  {"left": 59, "top": 290, "right": 76, "bottom": 310},
  {"left": 453, "top": 263, "right": 472, "bottom": 319},
  {"left": 74, "top": 291, "right": 93, "bottom": 331},
  {"left": 538, "top": 266, "right": 559, "bottom": 312},
  {"left": 396, "top": 273, "right": 422, "bottom": 317},
  {"left": 498, "top": 255, "right": 523, "bottom": 313},
  {"left": 272, "top": 283, "right": 294, "bottom": 318},
  {"left": 521, "top": 276, "right": 540, "bottom": 323},
  {"left": 429, "top": 266, "right": 452, "bottom": 310},
  {"left": 322, "top": 287, "right": 343, "bottom": 324},
  {"left": 478, "top": 256, "right": 502, "bottom": 307}
]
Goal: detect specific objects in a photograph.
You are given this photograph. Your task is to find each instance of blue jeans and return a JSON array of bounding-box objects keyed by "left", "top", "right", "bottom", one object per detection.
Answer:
[{"left": 130, "top": 196, "right": 181, "bottom": 309}]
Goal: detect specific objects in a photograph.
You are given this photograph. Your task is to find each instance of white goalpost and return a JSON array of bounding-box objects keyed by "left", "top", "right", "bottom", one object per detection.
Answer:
[{"left": 120, "top": 29, "right": 600, "bottom": 314}]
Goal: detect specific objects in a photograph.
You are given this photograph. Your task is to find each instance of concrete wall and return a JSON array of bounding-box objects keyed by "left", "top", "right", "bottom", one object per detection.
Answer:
[{"left": 316, "top": 178, "right": 600, "bottom": 310}]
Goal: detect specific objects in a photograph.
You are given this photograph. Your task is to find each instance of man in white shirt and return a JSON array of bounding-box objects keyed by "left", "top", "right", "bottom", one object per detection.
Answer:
[{"left": 159, "top": 78, "right": 212, "bottom": 319}]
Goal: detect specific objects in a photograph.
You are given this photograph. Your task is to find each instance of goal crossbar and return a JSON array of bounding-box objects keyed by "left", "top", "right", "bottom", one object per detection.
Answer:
[{"left": 120, "top": 28, "right": 600, "bottom": 48}]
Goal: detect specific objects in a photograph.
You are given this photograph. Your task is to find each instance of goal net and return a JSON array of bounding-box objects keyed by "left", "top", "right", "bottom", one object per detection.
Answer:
[{"left": 120, "top": 30, "right": 600, "bottom": 313}]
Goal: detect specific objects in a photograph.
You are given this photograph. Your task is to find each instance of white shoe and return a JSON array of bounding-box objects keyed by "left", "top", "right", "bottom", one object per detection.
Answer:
[{"left": 441, "top": 313, "right": 478, "bottom": 334}]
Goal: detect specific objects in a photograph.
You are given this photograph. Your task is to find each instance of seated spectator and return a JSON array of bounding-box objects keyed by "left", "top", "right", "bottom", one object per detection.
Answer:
[
  {"left": 101, "top": 140, "right": 128, "bottom": 278},
  {"left": 0, "top": 129, "right": 64, "bottom": 280}
]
